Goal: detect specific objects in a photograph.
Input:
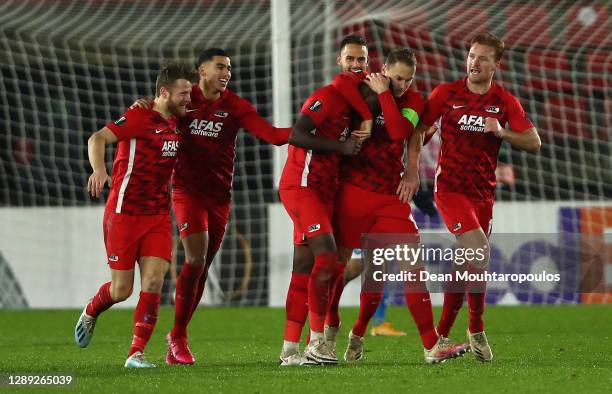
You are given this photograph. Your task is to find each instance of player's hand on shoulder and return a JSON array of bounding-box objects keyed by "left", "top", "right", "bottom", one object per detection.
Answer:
[
  {"left": 397, "top": 170, "right": 419, "bottom": 204},
  {"left": 351, "top": 119, "right": 372, "bottom": 140},
  {"left": 484, "top": 117, "right": 504, "bottom": 138},
  {"left": 340, "top": 136, "right": 363, "bottom": 156},
  {"left": 87, "top": 169, "right": 112, "bottom": 198},
  {"left": 364, "top": 73, "right": 390, "bottom": 94},
  {"left": 130, "top": 98, "right": 152, "bottom": 110}
]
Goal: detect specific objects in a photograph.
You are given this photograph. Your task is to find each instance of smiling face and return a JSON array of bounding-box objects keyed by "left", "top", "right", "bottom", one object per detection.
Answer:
[
  {"left": 200, "top": 55, "right": 232, "bottom": 95},
  {"left": 337, "top": 43, "right": 368, "bottom": 72},
  {"left": 466, "top": 43, "right": 499, "bottom": 85},
  {"left": 164, "top": 79, "right": 192, "bottom": 117}
]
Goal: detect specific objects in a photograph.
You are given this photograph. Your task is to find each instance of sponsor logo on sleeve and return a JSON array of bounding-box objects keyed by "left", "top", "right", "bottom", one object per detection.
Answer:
[
  {"left": 114, "top": 116, "right": 127, "bottom": 126},
  {"left": 309, "top": 100, "right": 322, "bottom": 112}
]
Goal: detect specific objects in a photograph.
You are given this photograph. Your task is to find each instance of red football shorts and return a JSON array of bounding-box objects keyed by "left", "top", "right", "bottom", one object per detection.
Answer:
[
  {"left": 434, "top": 192, "right": 493, "bottom": 236},
  {"left": 102, "top": 209, "right": 172, "bottom": 270},
  {"left": 334, "top": 182, "right": 419, "bottom": 249},
  {"left": 279, "top": 187, "right": 335, "bottom": 245},
  {"left": 172, "top": 188, "right": 231, "bottom": 258}
]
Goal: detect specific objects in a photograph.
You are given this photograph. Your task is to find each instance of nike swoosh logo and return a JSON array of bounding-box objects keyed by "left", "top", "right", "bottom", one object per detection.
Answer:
[
  {"left": 186, "top": 109, "right": 198, "bottom": 112},
  {"left": 452, "top": 104, "right": 465, "bottom": 109},
  {"left": 155, "top": 129, "right": 163, "bottom": 134}
]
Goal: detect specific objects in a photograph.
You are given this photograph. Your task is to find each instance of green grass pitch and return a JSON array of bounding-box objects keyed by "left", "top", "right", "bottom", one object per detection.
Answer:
[{"left": 1, "top": 305, "right": 610, "bottom": 393}]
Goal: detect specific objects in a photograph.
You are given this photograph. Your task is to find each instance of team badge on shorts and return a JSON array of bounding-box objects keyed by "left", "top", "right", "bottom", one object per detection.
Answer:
[
  {"left": 453, "top": 222, "right": 462, "bottom": 232},
  {"left": 308, "top": 223, "right": 321, "bottom": 233},
  {"left": 180, "top": 222, "right": 189, "bottom": 232},
  {"left": 108, "top": 254, "right": 119, "bottom": 262}
]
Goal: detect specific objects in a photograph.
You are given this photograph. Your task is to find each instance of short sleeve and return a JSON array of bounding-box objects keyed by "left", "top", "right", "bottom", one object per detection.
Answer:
[
  {"left": 505, "top": 93, "right": 534, "bottom": 133},
  {"left": 301, "top": 90, "right": 335, "bottom": 127},
  {"left": 106, "top": 109, "right": 148, "bottom": 140},
  {"left": 420, "top": 85, "right": 447, "bottom": 127}
]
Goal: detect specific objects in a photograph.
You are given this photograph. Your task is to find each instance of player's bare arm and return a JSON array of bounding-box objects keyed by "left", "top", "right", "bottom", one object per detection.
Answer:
[
  {"left": 288, "top": 113, "right": 362, "bottom": 155},
  {"left": 87, "top": 127, "right": 117, "bottom": 198},
  {"left": 351, "top": 119, "right": 373, "bottom": 140},
  {"left": 484, "top": 118, "right": 541, "bottom": 153},
  {"left": 397, "top": 122, "right": 428, "bottom": 203}
]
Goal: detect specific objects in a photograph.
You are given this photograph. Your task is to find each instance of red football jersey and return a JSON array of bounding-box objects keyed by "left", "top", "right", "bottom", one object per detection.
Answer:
[
  {"left": 421, "top": 78, "right": 533, "bottom": 201},
  {"left": 340, "top": 89, "right": 425, "bottom": 194},
  {"left": 172, "top": 85, "right": 290, "bottom": 202},
  {"left": 279, "top": 84, "right": 351, "bottom": 202},
  {"left": 105, "top": 108, "right": 181, "bottom": 215}
]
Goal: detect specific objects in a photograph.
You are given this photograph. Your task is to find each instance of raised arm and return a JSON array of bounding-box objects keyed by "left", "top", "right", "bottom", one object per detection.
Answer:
[
  {"left": 364, "top": 73, "right": 424, "bottom": 141},
  {"left": 87, "top": 127, "right": 117, "bottom": 198},
  {"left": 288, "top": 113, "right": 362, "bottom": 155},
  {"left": 240, "top": 100, "right": 291, "bottom": 146},
  {"left": 332, "top": 71, "right": 373, "bottom": 122}
]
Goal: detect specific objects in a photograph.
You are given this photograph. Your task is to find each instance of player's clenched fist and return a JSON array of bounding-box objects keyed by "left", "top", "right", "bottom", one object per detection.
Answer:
[
  {"left": 87, "top": 170, "right": 112, "bottom": 198},
  {"left": 484, "top": 117, "right": 504, "bottom": 138}
]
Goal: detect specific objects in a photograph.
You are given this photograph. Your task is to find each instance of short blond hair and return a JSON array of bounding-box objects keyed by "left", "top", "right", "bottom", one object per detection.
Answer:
[{"left": 471, "top": 32, "right": 505, "bottom": 62}]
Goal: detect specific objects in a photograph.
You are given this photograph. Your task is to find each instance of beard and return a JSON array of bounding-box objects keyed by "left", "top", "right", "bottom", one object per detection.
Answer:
[{"left": 167, "top": 99, "right": 186, "bottom": 117}]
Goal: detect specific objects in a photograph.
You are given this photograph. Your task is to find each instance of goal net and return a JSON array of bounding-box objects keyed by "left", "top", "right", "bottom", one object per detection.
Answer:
[{"left": 0, "top": 0, "right": 609, "bottom": 307}]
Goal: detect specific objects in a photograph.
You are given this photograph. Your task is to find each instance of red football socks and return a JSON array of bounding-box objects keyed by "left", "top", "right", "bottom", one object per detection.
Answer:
[
  {"left": 325, "top": 272, "right": 345, "bottom": 328},
  {"left": 190, "top": 267, "right": 209, "bottom": 317},
  {"left": 467, "top": 265, "right": 486, "bottom": 333},
  {"left": 86, "top": 282, "right": 115, "bottom": 317},
  {"left": 436, "top": 271, "right": 467, "bottom": 338},
  {"left": 308, "top": 252, "right": 338, "bottom": 333},
  {"left": 404, "top": 268, "right": 438, "bottom": 349},
  {"left": 352, "top": 291, "right": 384, "bottom": 337},
  {"left": 171, "top": 263, "right": 204, "bottom": 339},
  {"left": 284, "top": 272, "right": 309, "bottom": 342},
  {"left": 129, "top": 291, "right": 161, "bottom": 355}
]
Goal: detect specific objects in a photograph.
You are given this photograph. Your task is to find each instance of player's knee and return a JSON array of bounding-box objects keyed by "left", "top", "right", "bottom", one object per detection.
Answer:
[
  {"left": 185, "top": 255, "right": 206, "bottom": 268},
  {"left": 293, "top": 257, "right": 314, "bottom": 274},
  {"left": 141, "top": 273, "right": 165, "bottom": 293},
  {"left": 110, "top": 283, "right": 133, "bottom": 302},
  {"left": 292, "top": 246, "right": 314, "bottom": 273},
  {"left": 465, "top": 240, "right": 490, "bottom": 269}
]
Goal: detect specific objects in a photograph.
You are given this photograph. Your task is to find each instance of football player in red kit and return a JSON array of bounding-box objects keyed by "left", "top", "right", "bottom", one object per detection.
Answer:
[
  {"left": 406, "top": 32, "right": 541, "bottom": 362},
  {"left": 168, "top": 49, "right": 291, "bottom": 364},
  {"left": 74, "top": 62, "right": 197, "bottom": 368},
  {"left": 132, "top": 48, "right": 290, "bottom": 365},
  {"left": 278, "top": 35, "right": 371, "bottom": 366},
  {"left": 327, "top": 49, "right": 470, "bottom": 363}
]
